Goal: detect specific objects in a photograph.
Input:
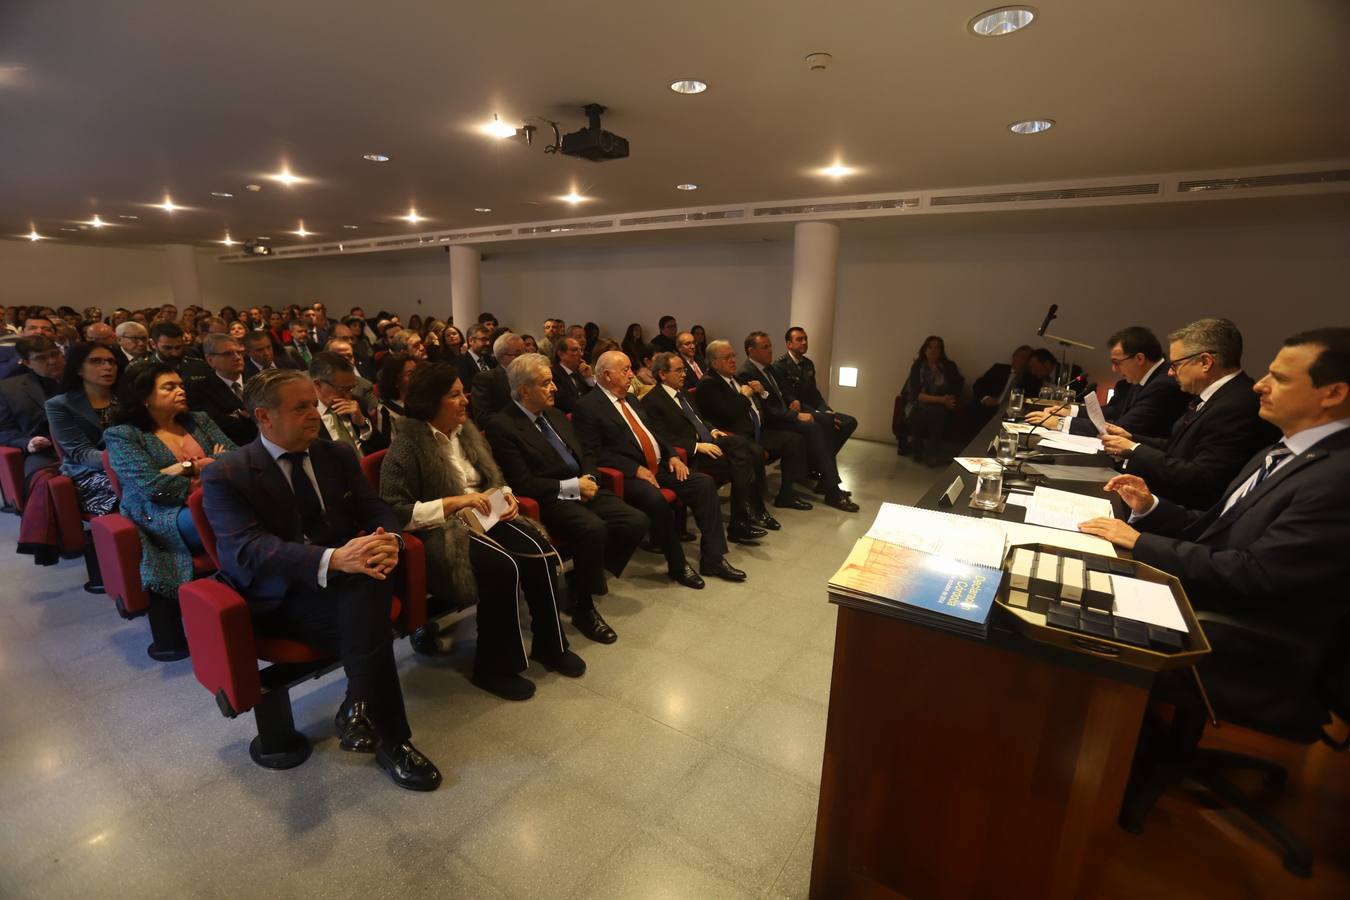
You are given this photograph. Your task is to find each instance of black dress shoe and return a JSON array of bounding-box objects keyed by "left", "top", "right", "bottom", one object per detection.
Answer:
[
  {"left": 530, "top": 648, "right": 587, "bottom": 677},
  {"left": 409, "top": 626, "right": 453, "bottom": 657},
  {"left": 700, "top": 558, "right": 747, "bottom": 582},
  {"left": 376, "top": 741, "right": 442, "bottom": 792},
  {"left": 640, "top": 539, "right": 662, "bottom": 553},
  {"left": 471, "top": 671, "right": 536, "bottom": 701},
  {"left": 773, "top": 496, "right": 813, "bottom": 511},
  {"left": 726, "top": 523, "right": 767, "bottom": 544},
  {"left": 335, "top": 700, "right": 380, "bottom": 753},
  {"left": 669, "top": 563, "right": 706, "bottom": 590},
  {"left": 752, "top": 512, "right": 782, "bottom": 531},
  {"left": 824, "top": 494, "right": 861, "bottom": 513},
  {"left": 572, "top": 608, "right": 618, "bottom": 644},
  {"left": 680, "top": 530, "right": 697, "bottom": 542}
]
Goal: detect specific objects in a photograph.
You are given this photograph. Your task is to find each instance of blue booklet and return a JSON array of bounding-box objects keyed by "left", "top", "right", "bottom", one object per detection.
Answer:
[{"left": 830, "top": 537, "right": 1002, "bottom": 637}]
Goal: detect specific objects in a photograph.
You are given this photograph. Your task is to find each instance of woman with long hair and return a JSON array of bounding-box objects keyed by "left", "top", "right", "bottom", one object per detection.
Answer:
[
  {"left": 442, "top": 324, "right": 466, "bottom": 358},
  {"left": 620, "top": 323, "right": 646, "bottom": 370},
  {"left": 380, "top": 363, "right": 582, "bottom": 700},
  {"left": 904, "top": 335, "right": 964, "bottom": 465},
  {"left": 45, "top": 342, "right": 121, "bottom": 516}
]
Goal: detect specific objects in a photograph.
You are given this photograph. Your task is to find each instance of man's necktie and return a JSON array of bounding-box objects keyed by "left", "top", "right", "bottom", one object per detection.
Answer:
[
  {"left": 689, "top": 358, "right": 703, "bottom": 380},
  {"left": 1228, "top": 445, "right": 1293, "bottom": 510},
  {"left": 280, "top": 451, "right": 325, "bottom": 539},
  {"left": 617, "top": 397, "right": 659, "bottom": 471},
  {"left": 330, "top": 413, "right": 363, "bottom": 459},
  {"left": 535, "top": 415, "right": 580, "bottom": 475},
  {"left": 573, "top": 372, "right": 587, "bottom": 394},
  {"left": 676, "top": 392, "right": 714, "bottom": 443},
  {"left": 230, "top": 381, "right": 243, "bottom": 401}
]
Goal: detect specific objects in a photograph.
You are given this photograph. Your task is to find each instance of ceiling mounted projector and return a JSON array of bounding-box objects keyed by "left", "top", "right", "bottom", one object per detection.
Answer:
[{"left": 559, "top": 103, "right": 629, "bottom": 162}]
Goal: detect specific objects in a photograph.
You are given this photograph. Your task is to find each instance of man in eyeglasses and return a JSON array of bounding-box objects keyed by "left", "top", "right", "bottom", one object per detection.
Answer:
[
  {"left": 1100, "top": 318, "right": 1278, "bottom": 508},
  {"left": 186, "top": 334, "right": 258, "bottom": 445}
]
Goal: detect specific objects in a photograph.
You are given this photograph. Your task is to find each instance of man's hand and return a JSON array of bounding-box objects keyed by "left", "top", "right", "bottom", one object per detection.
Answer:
[
  {"left": 1104, "top": 423, "right": 1132, "bottom": 439},
  {"left": 1024, "top": 410, "right": 1058, "bottom": 428},
  {"left": 578, "top": 361, "right": 593, "bottom": 379},
  {"left": 579, "top": 475, "right": 598, "bottom": 501},
  {"left": 668, "top": 456, "right": 689, "bottom": 482},
  {"left": 635, "top": 465, "right": 660, "bottom": 488},
  {"left": 737, "top": 384, "right": 755, "bottom": 398},
  {"left": 331, "top": 528, "right": 401, "bottom": 580},
  {"left": 710, "top": 429, "right": 729, "bottom": 439},
  {"left": 788, "top": 399, "right": 801, "bottom": 412},
  {"left": 26, "top": 436, "right": 51, "bottom": 453},
  {"left": 1078, "top": 517, "right": 1140, "bottom": 550},
  {"left": 1102, "top": 475, "right": 1155, "bottom": 515},
  {"left": 695, "top": 442, "right": 723, "bottom": 459},
  {"left": 499, "top": 492, "right": 519, "bottom": 522},
  {"left": 796, "top": 412, "right": 814, "bottom": 423},
  {"left": 1101, "top": 434, "right": 1138, "bottom": 458},
  {"left": 746, "top": 379, "right": 765, "bottom": 395},
  {"left": 330, "top": 397, "right": 366, "bottom": 426}
]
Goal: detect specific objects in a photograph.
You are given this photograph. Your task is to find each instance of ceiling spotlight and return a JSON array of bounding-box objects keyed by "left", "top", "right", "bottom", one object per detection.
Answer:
[
  {"left": 473, "top": 207, "right": 492, "bottom": 213},
  {"left": 211, "top": 191, "right": 233, "bottom": 198},
  {"left": 675, "top": 183, "right": 699, "bottom": 191},
  {"left": 292, "top": 221, "right": 311, "bottom": 237},
  {"left": 480, "top": 115, "right": 518, "bottom": 139},
  {"left": 27, "top": 228, "right": 41, "bottom": 241},
  {"left": 817, "top": 162, "right": 857, "bottom": 178},
  {"left": 363, "top": 153, "right": 390, "bottom": 162},
  {"left": 402, "top": 208, "right": 426, "bottom": 224},
  {"left": 670, "top": 79, "right": 707, "bottom": 94},
  {"left": 157, "top": 196, "right": 181, "bottom": 212},
  {"left": 61, "top": 227, "right": 79, "bottom": 232},
  {"left": 343, "top": 224, "right": 359, "bottom": 229},
  {"left": 118, "top": 214, "right": 139, "bottom": 220},
  {"left": 88, "top": 215, "right": 106, "bottom": 228},
  {"left": 560, "top": 190, "right": 590, "bottom": 205},
  {"left": 219, "top": 232, "right": 237, "bottom": 246},
  {"left": 1009, "top": 118, "right": 1054, "bottom": 134},
  {"left": 256, "top": 236, "right": 271, "bottom": 240},
  {"left": 267, "top": 167, "right": 302, "bottom": 186},
  {"left": 244, "top": 184, "right": 262, "bottom": 192},
  {"left": 969, "top": 7, "right": 1036, "bottom": 37}
]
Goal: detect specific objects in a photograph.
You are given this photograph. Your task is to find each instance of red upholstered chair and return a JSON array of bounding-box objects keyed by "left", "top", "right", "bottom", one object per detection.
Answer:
[
  {"left": 0, "top": 446, "right": 27, "bottom": 512},
  {"left": 360, "top": 448, "right": 386, "bottom": 492},
  {"left": 179, "top": 487, "right": 427, "bottom": 769}
]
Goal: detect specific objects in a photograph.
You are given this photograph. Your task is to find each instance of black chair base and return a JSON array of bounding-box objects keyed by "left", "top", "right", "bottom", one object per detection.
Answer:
[
  {"left": 82, "top": 538, "right": 104, "bottom": 594},
  {"left": 249, "top": 732, "right": 312, "bottom": 769},
  {"left": 84, "top": 581, "right": 106, "bottom": 595},
  {"left": 248, "top": 687, "right": 312, "bottom": 770},
  {"left": 147, "top": 642, "right": 190, "bottom": 662},
  {"left": 1192, "top": 750, "right": 1312, "bottom": 877},
  {"left": 146, "top": 591, "right": 189, "bottom": 661}
]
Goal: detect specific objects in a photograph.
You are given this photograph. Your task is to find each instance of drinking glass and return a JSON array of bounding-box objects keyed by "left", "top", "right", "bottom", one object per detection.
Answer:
[
  {"left": 1006, "top": 388, "right": 1024, "bottom": 418},
  {"left": 1039, "top": 386, "right": 1055, "bottom": 400},
  {"left": 972, "top": 463, "right": 1004, "bottom": 510},
  {"left": 995, "top": 433, "right": 1018, "bottom": 466}
]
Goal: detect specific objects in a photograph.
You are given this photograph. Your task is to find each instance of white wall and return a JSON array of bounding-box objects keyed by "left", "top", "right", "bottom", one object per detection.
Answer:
[{"left": 0, "top": 239, "right": 171, "bottom": 310}]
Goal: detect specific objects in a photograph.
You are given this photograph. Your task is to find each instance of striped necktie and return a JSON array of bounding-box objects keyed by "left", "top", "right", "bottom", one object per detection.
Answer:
[{"left": 1223, "top": 445, "right": 1293, "bottom": 512}]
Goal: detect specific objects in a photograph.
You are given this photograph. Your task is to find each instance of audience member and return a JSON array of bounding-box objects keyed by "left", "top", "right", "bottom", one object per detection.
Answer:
[
  {"left": 904, "top": 335, "right": 964, "bottom": 466},
  {"left": 83, "top": 322, "right": 118, "bottom": 350},
  {"left": 551, "top": 337, "right": 595, "bottom": 415},
  {"left": 458, "top": 325, "right": 494, "bottom": 385},
  {"left": 520, "top": 334, "right": 539, "bottom": 355},
  {"left": 46, "top": 342, "right": 120, "bottom": 515},
  {"left": 1101, "top": 318, "right": 1279, "bottom": 509},
  {"left": 323, "top": 338, "right": 378, "bottom": 414},
  {"left": 242, "top": 329, "right": 302, "bottom": 378},
  {"left": 388, "top": 329, "right": 427, "bottom": 361},
  {"left": 441, "top": 324, "right": 466, "bottom": 359},
  {"left": 149, "top": 322, "right": 210, "bottom": 382},
  {"left": 690, "top": 324, "right": 708, "bottom": 361},
  {"left": 536, "top": 318, "right": 564, "bottom": 361},
  {"left": 309, "top": 352, "right": 385, "bottom": 457},
  {"left": 970, "top": 344, "right": 1034, "bottom": 419},
  {"left": 674, "top": 331, "right": 706, "bottom": 390},
  {"left": 0, "top": 336, "right": 63, "bottom": 486},
  {"left": 381, "top": 363, "right": 584, "bottom": 700},
  {"left": 773, "top": 326, "right": 858, "bottom": 454},
  {"left": 651, "top": 316, "right": 678, "bottom": 354},
  {"left": 471, "top": 332, "right": 523, "bottom": 423},
  {"left": 115, "top": 321, "right": 152, "bottom": 367},
  {"left": 477, "top": 311, "right": 499, "bottom": 332},
  {"left": 621, "top": 324, "right": 647, "bottom": 370},
  {"left": 484, "top": 353, "right": 648, "bottom": 644},
  {"left": 186, "top": 334, "right": 258, "bottom": 446}
]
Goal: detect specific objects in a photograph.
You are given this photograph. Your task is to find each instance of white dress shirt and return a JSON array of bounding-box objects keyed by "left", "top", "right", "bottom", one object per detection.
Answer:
[
  {"left": 407, "top": 425, "right": 513, "bottom": 529},
  {"left": 599, "top": 386, "right": 663, "bottom": 465},
  {"left": 1197, "top": 370, "right": 1241, "bottom": 408}
]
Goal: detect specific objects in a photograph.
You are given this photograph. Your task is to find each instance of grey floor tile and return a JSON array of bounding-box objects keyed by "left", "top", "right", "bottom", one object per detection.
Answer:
[
  {"left": 716, "top": 690, "right": 829, "bottom": 789},
  {"left": 765, "top": 813, "right": 817, "bottom": 900},
  {"left": 570, "top": 826, "right": 762, "bottom": 900}
]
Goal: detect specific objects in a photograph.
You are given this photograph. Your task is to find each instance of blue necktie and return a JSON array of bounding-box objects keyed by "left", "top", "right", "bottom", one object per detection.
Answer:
[
  {"left": 536, "top": 415, "right": 580, "bottom": 475},
  {"left": 676, "top": 392, "right": 714, "bottom": 443}
]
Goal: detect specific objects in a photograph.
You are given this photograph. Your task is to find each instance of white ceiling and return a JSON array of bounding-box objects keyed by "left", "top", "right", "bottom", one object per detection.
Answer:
[{"left": 3, "top": 0, "right": 1349, "bottom": 248}]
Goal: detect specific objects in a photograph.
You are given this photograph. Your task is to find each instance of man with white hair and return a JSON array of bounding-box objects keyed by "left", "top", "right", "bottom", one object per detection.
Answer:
[
  {"left": 471, "top": 332, "right": 524, "bottom": 423},
  {"left": 484, "top": 353, "right": 648, "bottom": 644},
  {"left": 574, "top": 351, "right": 746, "bottom": 587},
  {"left": 113, "top": 321, "right": 151, "bottom": 368}
]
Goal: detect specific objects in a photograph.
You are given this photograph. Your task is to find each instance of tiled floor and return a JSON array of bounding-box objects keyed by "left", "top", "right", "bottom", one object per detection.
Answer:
[{"left": 0, "top": 439, "right": 938, "bottom": 899}]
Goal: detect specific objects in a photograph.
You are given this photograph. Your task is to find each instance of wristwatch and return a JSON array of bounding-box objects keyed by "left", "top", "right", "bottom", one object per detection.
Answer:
[{"left": 180, "top": 459, "right": 195, "bottom": 476}]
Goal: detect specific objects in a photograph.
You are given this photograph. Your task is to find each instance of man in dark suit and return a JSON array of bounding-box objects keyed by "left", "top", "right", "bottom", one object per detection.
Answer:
[
  {"left": 550, "top": 337, "right": 594, "bottom": 415},
  {"left": 1081, "top": 326, "right": 1350, "bottom": 655},
  {"left": 574, "top": 351, "right": 746, "bottom": 588},
  {"left": 186, "top": 334, "right": 258, "bottom": 446},
  {"left": 696, "top": 340, "right": 813, "bottom": 512},
  {"left": 1027, "top": 326, "right": 1189, "bottom": 439},
  {"left": 201, "top": 369, "right": 441, "bottom": 791},
  {"left": 484, "top": 353, "right": 648, "bottom": 644},
  {"left": 772, "top": 326, "right": 858, "bottom": 453},
  {"left": 970, "top": 345, "right": 1036, "bottom": 423},
  {"left": 0, "top": 336, "right": 64, "bottom": 483},
  {"left": 1101, "top": 318, "right": 1279, "bottom": 509},
  {"left": 456, "top": 324, "right": 495, "bottom": 388},
  {"left": 309, "top": 352, "right": 387, "bottom": 456},
  {"left": 242, "top": 329, "right": 303, "bottom": 380},
  {"left": 674, "top": 331, "right": 707, "bottom": 391},
  {"left": 740, "top": 331, "right": 858, "bottom": 512},
  {"left": 114, "top": 321, "right": 152, "bottom": 369},
  {"left": 643, "top": 351, "right": 777, "bottom": 541},
  {"left": 650, "top": 316, "right": 679, "bottom": 355},
  {"left": 471, "top": 332, "right": 522, "bottom": 423},
  {"left": 149, "top": 321, "right": 211, "bottom": 383}
]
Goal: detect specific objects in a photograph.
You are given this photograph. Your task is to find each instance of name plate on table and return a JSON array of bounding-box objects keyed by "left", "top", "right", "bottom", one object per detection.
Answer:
[{"left": 939, "top": 476, "right": 964, "bottom": 507}]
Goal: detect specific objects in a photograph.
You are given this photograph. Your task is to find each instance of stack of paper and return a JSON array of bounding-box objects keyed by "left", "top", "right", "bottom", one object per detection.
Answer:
[
  {"left": 865, "top": 503, "right": 1006, "bottom": 568},
  {"left": 1022, "top": 486, "right": 1114, "bottom": 533},
  {"left": 1036, "top": 433, "right": 1105, "bottom": 454}
]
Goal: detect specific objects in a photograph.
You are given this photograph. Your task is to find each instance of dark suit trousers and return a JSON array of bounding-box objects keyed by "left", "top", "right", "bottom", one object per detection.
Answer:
[
  {"left": 773, "top": 418, "right": 842, "bottom": 489},
  {"left": 695, "top": 434, "right": 766, "bottom": 522},
  {"left": 540, "top": 490, "right": 647, "bottom": 608},
  {"left": 811, "top": 411, "right": 857, "bottom": 453},
  {"left": 627, "top": 469, "right": 727, "bottom": 569},
  {"left": 258, "top": 572, "right": 410, "bottom": 746},
  {"left": 757, "top": 429, "right": 808, "bottom": 500},
  {"left": 467, "top": 519, "right": 568, "bottom": 676}
]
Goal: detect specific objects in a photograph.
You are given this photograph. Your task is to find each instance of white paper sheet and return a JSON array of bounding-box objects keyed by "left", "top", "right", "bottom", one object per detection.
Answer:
[
  {"left": 1001, "top": 421, "right": 1038, "bottom": 434},
  {"left": 1037, "top": 433, "right": 1105, "bottom": 455},
  {"left": 470, "top": 489, "right": 513, "bottom": 532},
  {"left": 1112, "top": 576, "right": 1189, "bottom": 632},
  {"left": 865, "top": 502, "right": 1007, "bottom": 568},
  {"left": 953, "top": 457, "right": 993, "bottom": 473},
  {"left": 1000, "top": 521, "right": 1118, "bottom": 558},
  {"left": 1085, "top": 393, "right": 1108, "bottom": 435},
  {"left": 1005, "top": 492, "right": 1033, "bottom": 509},
  {"left": 1024, "top": 463, "right": 1121, "bottom": 483},
  {"left": 1022, "top": 486, "right": 1115, "bottom": 532}
]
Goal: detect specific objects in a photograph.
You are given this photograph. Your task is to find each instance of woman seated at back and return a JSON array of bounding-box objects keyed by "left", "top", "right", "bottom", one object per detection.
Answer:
[
  {"left": 46, "top": 342, "right": 121, "bottom": 516},
  {"left": 374, "top": 352, "right": 415, "bottom": 445},
  {"left": 105, "top": 362, "right": 236, "bottom": 660},
  {"left": 904, "top": 334, "right": 965, "bottom": 466},
  {"left": 379, "top": 363, "right": 584, "bottom": 702}
]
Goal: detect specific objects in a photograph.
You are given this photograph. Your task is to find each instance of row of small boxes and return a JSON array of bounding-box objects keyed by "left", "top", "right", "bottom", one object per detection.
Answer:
[{"left": 1006, "top": 547, "right": 1184, "bottom": 651}]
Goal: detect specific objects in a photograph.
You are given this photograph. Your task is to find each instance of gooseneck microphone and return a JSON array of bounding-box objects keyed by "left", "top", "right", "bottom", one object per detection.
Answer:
[{"left": 1037, "top": 304, "right": 1058, "bottom": 337}]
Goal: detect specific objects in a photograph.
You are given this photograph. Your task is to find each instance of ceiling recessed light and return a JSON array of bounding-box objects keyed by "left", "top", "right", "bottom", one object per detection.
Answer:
[
  {"left": 675, "top": 183, "right": 699, "bottom": 191},
  {"left": 402, "top": 208, "right": 426, "bottom": 224},
  {"left": 362, "top": 153, "right": 390, "bottom": 162},
  {"left": 473, "top": 207, "right": 492, "bottom": 213},
  {"left": 256, "top": 236, "right": 271, "bottom": 240},
  {"left": 244, "top": 184, "right": 262, "bottom": 192},
  {"left": 157, "top": 196, "right": 181, "bottom": 212},
  {"left": 670, "top": 79, "right": 707, "bottom": 94},
  {"left": 118, "top": 214, "right": 139, "bottom": 220},
  {"left": 560, "top": 190, "right": 589, "bottom": 205},
  {"left": 27, "top": 228, "right": 42, "bottom": 241},
  {"left": 817, "top": 162, "right": 857, "bottom": 178},
  {"left": 480, "top": 115, "right": 518, "bottom": 139},
  {"left": 1009, "top": 118, "right": 1054, "bottom": 134},
  {"left": 292, "top": 221, "right": 312, "bottom": 237},
  {"left": 210, "top": 191, "right": 233, "bottom": 198},
  {"left": 343, "top": 224, "right": 359, "bottom": 229},
  {"left": 219, "top": 232, "right": 237, "bottom": 246},
  {"left": 60, "top": 227, "right": 78, "bottom": 232},
  {"left": 88, "top": 215, "right": 106, "bottom": 228},
  {"left": 969, "top": 7, "right": 1036, "bottom": 37},
  {"left": 267, "top": 167, "right": 303, "bottom": 187}
]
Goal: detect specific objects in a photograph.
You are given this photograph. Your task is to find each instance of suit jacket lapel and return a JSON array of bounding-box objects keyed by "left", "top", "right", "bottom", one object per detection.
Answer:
[
  {"left": 1197, "top": 448, "right": 1327, "bottom": 541},
  {"left": 249, "top": 440, "right": 304, "bottom": 540}
]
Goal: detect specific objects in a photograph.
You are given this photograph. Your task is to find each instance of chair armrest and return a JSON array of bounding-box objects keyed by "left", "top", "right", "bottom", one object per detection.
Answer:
[
  {"left": 47, "top": 474, "right": 87, "bottom": 555},
  {"left": 397, "top": 532, "right": 427, "bottom": 632},
  {"left": 598, "top": 467, "right": 623, "bottom": 498},
  {"left": 517, "top": 496, "right": 541, "bottom": 521},
  {"left": 180, "top": 578, "right": 263, "bottom": 716},
  {"left": 674, "top": 447, "right": 688, "bottom": 464},
  {"left": 1194, "top": 611, "right": 1321, "bottom": 660},
  {"left": 0, "top": 446, "right": 26, "bottom": 511},
  {"left": 90, "top": 513, "right": 149, "bottom": 615}
]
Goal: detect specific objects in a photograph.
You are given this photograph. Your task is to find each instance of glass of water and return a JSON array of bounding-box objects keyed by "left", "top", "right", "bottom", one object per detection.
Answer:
[
  {"left": 1039, "top": 386, "right": 1055, "bottom": 400},
  {"left": 1007, "top": 388, "right": 1024, "bottom": 418},
  {"left": 995, "top": 433, "right": 1018, "bottom": 466},
  {"left": 972, "top": 463, "right": 1004, "bottom": 510}
]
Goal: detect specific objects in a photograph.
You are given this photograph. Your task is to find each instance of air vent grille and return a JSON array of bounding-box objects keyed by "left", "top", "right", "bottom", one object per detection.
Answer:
[
  {"left": 516, "top": 220, "right": 614, "bottom": 235},
  {"left": 619, "top": 209, "right": 747, "bottom": 227},
  {"left": 931, "top": 184, "right": 1159, "bottom": 207},
  {"left": 1177, "top": 169, "right": 1350, "bottom": 193},
  {"left": 753, "top": 198, "right": 919, "bottom": 217}
]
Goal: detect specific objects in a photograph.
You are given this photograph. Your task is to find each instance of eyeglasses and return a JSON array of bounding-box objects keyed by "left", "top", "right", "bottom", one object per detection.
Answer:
[
  {"left": 86, "top": 357, "right": 118, "bottom": 367},
  {"left": 209, "top": 350, "right": 245, "bottom": 358},
  {"left": 318, "top": 380, "right": 355, "bottom": 397},
  {"left": 1169, "top": 350, "right": 1213, "bottom": 370}
]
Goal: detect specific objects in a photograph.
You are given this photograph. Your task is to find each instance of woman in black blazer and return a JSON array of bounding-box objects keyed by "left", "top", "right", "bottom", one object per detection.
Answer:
[
  {"left": 46, "top": 342, "right": 120, "bottom": 514},
  {"left": 904, "top": 335, "right": 965, "bottom": 466}
]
